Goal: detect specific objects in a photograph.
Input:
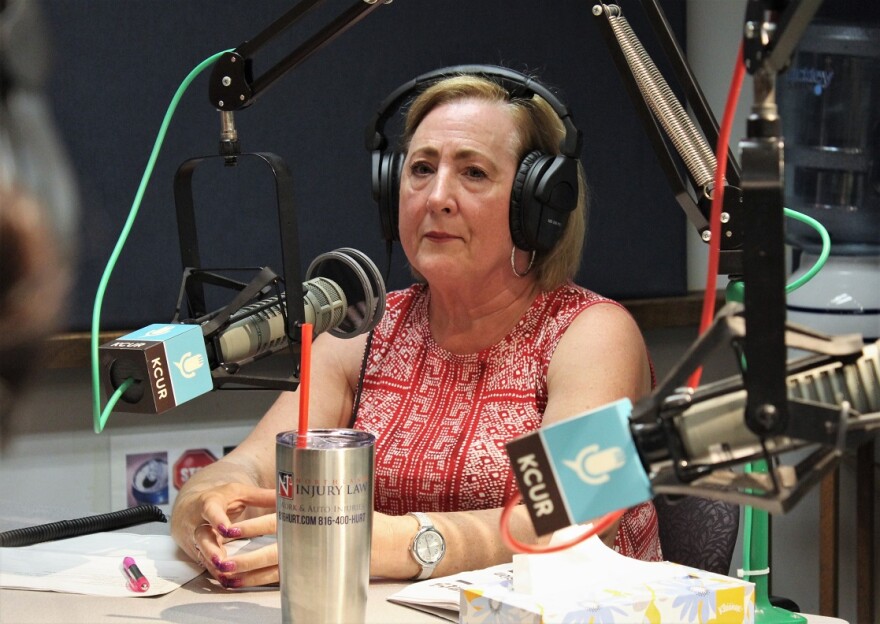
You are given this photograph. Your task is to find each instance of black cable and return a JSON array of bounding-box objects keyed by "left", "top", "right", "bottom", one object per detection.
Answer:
[
  {"left": 382, "top": 239, "right": 393, "bottom": 287},
  {"left": 348, "top": 329, "right": 375, "bottom": 429},
  {"left": 0, "top": 505, "right": 167, "bottom": 547}
]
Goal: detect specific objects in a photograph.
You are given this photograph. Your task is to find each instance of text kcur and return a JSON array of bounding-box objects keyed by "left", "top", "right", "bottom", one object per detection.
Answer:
[
  {"left": 516, "top": 454, "right": 554, "bottom": 517},
  {"left": 151, "top": 357, "right": 168, "bottom": 399}
]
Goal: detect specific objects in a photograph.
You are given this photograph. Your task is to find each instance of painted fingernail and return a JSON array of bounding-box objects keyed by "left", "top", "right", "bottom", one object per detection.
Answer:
[
  {"left": 219, "top": 575, "right": 243, "bottom": 589},
  {"left": 211, "top": 556, "right": 236, "bottom": 573},
  {"left": 217, "top": 524, "right": 242, "bottom": 538}
]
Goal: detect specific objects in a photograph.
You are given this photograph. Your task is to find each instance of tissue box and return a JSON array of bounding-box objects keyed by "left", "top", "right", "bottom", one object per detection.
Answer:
[{"left": 460, "top": 563, "right": 755, "bottom": 624}]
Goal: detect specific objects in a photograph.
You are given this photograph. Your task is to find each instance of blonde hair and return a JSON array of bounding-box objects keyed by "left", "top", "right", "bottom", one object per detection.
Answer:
[{"left": 402, "top": 73, "right": 588, "bottom": 291}]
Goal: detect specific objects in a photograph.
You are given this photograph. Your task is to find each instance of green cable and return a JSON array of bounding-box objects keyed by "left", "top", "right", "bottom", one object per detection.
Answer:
[
  {"left": 90, "top": 49, "right": 233, "bottom": 434},
  {"left": 96, "top": 378, "right": 136, "bottom": 433},
  {"left": 741, "top": 462, "right": 754, "bottom": 574},
  {"left": 725, "top": 206, "right": 832, "bottom": 303},
  {"left": 783, "top": 207, "right": 832, "bottom": 291},
  {"left": 732, "top": 208, "right": 828, "bottom": 619}
]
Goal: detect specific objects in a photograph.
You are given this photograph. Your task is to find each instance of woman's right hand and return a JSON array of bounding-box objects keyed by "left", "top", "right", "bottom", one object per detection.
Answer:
[{"left": 171, "top": 482, "right": 277, "bottom": 588}]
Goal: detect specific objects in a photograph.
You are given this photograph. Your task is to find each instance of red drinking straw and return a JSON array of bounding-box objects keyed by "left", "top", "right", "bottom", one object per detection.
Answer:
[{"left": 297, "top": 323, "right": 313, "bottom": 448}]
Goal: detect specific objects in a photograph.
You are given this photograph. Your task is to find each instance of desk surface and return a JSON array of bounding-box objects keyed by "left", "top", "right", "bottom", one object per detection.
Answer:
[
  {"left": 0, "top": 573, "right": 434, "bottom": 624},
  {"left": 0, "top": 578, "right": 850, "bottom": 624},
  {"left": 0, "top": 512, "right": 848, "bottom": 624}
]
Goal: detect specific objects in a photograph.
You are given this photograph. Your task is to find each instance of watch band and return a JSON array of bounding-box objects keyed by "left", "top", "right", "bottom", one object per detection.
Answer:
[{"left": 408, "top": 511, "right": 445, "bottom": 580}]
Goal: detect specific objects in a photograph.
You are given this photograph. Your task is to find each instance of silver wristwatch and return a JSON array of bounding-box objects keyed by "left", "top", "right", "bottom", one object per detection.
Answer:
[{"left": 408, "top": 512, "right": 446, "bottom": 580}]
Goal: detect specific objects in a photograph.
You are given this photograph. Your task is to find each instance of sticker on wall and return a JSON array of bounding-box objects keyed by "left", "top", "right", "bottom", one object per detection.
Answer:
[
  {"left": 172, "top": 448, "right": 217, "bottom": 491},
  {"left": 126, "top": 452, "right": 170, "bottom": 507},
  {"left": 110, "top": 425, "right": 252, "bottom": 516}
]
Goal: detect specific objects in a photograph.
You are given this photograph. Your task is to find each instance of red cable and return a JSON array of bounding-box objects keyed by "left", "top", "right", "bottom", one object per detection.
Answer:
[
  {"left": 498, "top": 43, "right": 747, "bottom": 559},
  {"left": 687, "top": 42, "right": 746, "bottom": 391},
  {"left": 499, "top": 491, "right": 625, "bottom": 554}
]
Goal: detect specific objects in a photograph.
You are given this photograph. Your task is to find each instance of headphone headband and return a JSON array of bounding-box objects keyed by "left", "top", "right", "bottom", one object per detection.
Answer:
[
  {"left": 364, "top": 64, "right": 582, "bottom": 158},
  {"left": 366, "top": 65, "right": 582, "bottom": 252}
]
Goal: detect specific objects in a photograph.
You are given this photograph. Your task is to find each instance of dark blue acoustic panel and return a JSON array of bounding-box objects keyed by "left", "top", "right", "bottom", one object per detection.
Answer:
[{"left": 41, "top": 0, "right": 688, "bottom": 331}]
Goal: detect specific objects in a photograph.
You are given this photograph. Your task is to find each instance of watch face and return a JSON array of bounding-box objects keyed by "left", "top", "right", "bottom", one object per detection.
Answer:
[{"left": 415, "top": 529, "right": 445, "bottom": 564}]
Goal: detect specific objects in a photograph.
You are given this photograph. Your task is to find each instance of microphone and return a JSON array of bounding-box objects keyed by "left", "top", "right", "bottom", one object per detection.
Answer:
[
  {"left": 99, "top": 248, "right": 385, "bottom": 414},
  {"left": 634, "top": 339, "right": 880, "bottom": 514},
  {"left": 207, "top": 247, "right": 384, "bottom": 367},
  {"left": 207, "top": 277, "right": 345, "bottom": 367},
  {"left": 506, "top": 339, "right": 880, "bottom": 535}
]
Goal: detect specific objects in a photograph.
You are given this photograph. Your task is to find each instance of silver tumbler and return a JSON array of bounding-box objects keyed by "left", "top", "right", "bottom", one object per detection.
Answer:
[{"left": 276, "top": 429, "right": 375, "bottom": 624}]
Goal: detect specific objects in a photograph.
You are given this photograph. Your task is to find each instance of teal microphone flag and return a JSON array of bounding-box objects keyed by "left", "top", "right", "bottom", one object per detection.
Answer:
[
  {"left": 99, "top": 324, "right": 213, "bottom": 414},
  {"left": 507, "top": 398, "right": 653, "bottom": 535}
]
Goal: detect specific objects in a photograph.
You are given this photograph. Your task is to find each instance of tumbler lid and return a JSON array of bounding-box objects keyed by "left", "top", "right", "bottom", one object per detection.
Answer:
[{"left": 277, "top": 428, "right": 375, "bottom": 449}]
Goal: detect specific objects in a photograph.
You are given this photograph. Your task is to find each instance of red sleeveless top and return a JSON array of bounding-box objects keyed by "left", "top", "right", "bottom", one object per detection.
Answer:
[{"left": 353, "top": 283, "right": 662, "bottom": 561}]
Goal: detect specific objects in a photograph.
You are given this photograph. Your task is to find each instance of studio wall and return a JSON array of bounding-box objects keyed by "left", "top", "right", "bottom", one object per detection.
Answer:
[{"left": 40, "top": 0, "right": 688, "bottom": 331}]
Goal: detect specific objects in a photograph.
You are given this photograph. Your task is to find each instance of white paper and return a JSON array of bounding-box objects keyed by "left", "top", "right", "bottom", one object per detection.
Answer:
[
  {"left": 0, "top": 532, "right": 249, "bottom": 597},
  {"left": 386, "top": 563, "right": 513, "bottom": 621}
]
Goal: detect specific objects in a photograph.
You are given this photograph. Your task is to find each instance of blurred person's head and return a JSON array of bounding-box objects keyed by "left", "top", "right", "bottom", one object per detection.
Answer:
[
  {"left": 1, "top": 0, "right": 79, "bottom": 424},
  {"left": 0, "top": 184, "right": 69, "bottom": 417}
]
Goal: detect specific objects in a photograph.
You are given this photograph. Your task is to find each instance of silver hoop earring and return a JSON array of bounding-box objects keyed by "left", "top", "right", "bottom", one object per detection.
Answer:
[{"left": 511, "top": 247, "right": 536, "bottom": 278}]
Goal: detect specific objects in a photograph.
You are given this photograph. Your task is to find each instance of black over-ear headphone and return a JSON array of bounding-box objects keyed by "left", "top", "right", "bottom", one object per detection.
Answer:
[{"left": 365, "top": 65, "right": 583, "bottom": 253}]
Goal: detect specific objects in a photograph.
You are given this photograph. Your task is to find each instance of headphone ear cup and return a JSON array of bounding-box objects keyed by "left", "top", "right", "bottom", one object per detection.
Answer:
[
  {"left": 511, "top": 151, "right": 578, "bottom": 253},
  {"left": 374, "top": 150, "right": 405, "bottom": 242},
  {"left": 509, "top": 150, "right": 545, "bottom": 251}
]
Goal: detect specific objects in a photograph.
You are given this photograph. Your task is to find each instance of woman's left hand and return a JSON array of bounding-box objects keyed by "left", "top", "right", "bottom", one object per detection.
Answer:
[
  {"left": 181, "top": 483, "right": 279, "bottom": 588},
  {"left": 197, "top": 511, "right": 280, "bottom": 588}
]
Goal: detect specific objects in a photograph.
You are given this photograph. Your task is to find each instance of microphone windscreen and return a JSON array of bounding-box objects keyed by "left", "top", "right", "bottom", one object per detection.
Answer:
[{"left": 305, "top": 248, "right": 386, "bottom": 338}]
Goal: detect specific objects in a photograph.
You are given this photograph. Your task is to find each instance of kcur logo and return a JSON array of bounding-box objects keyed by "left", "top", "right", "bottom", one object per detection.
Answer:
[
  {"left": 563, "top": 445, "right": 626, "bottom": 485},
  {"left": 144, "top": 325, "right": 175, "bottom": 337},
  {"left": 174, "top": 352, "right": 205, "bottom": 379}
]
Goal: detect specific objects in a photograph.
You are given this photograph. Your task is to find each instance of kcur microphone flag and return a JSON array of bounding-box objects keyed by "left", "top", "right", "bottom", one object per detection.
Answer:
[
  {"left": 100, "top": 324, "right": 213, "bottom": 414},
  {"left": 506, "top": 398, "right": 652, "bottom": 535}
]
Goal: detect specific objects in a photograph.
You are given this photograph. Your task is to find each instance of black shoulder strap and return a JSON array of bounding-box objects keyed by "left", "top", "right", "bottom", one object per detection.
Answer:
[{"left": 347, "top": 329, "right": 375, "bottom": 429}]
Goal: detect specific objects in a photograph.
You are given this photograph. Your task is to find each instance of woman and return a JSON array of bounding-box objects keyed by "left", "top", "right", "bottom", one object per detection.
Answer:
[{"left": 171, "top": 70, "right": 662, "bottom": 588}]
